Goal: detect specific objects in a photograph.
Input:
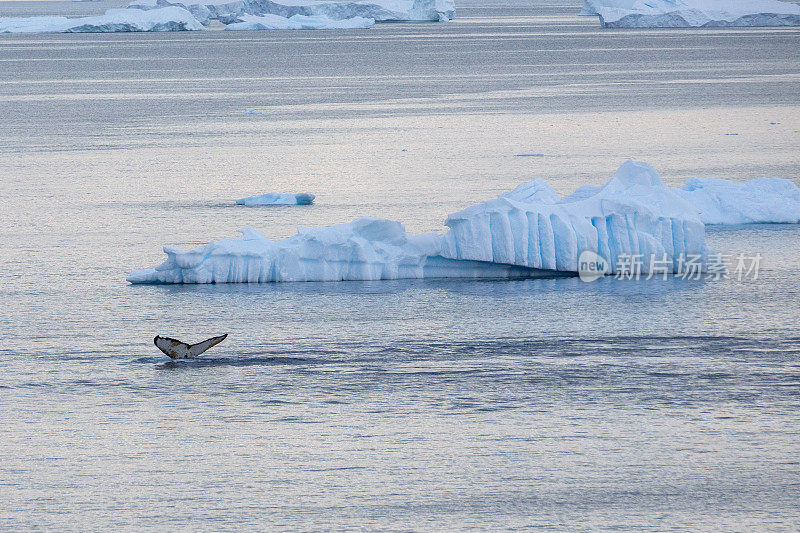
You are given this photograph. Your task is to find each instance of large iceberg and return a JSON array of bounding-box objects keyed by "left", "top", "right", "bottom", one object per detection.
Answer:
[
  {"left": 236, "top": 192, "right": 316, "bottom": 205},
  {"left": 225, "top": 13, "right": 374, "bottom": 29},
  {"left": 128, "top": 0, "right": 455, "bottom": 25},
  {"left": 0, "top": 7, "right": 204, "bottom": 33},
  {"left": 581, "top": 0, "right": 800, "bottom": 28},
  {"left": 128, "top": 161, "right": 800, "bottom": 284}
]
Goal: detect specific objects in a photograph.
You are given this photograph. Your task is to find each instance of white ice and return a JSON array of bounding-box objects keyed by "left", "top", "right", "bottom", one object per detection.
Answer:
[
  {"left": 128, "top": 0, "right": 455, "bottom": 26},
  {"left": 0, "top": 7, "right": 204, "bottom": 33},
  {"left": 236, "top": 193, "right": 316, "bottom": 205},
  {"left": 127, "top": 161, "right": 800, "bottom": 284},
  {"left": 225, "top": 13, "right": 374, "bottom": 29},
  {"left": 581, "top": 0, "right": 800, "bottom": 27},
  {"left": 675, "top": 177, "right": 800, "bottom": 224}
]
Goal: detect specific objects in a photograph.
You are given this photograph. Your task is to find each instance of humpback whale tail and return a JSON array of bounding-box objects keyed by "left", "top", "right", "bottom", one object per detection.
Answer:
[{"left": 154, "top": 333, "right": 228, "bottom": 359}]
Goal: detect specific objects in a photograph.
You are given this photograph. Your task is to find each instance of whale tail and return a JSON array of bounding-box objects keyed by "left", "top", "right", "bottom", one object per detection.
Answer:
[{"left": 154, "top": 333, "right": 228, "bottom": 359}]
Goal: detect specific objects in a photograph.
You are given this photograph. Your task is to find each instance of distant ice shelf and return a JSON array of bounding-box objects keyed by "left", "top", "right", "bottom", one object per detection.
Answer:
[
  {"left": 0, "top": 7, "right": 204, "bottom": 33},
  {"left": 127, "top": 161, "right": 800, "bottom": 284},
  {"left": 128, "top": 0, "right": 455, "bottom": 26},
  {"left": 581, "top": 0, "right": 800, "bottom": 28},
  {"left": 1, "top": 0, "right": 452, "bottom": 33},
  {"left": 236, "top": 193, "right": 316, "bottom": 206}
]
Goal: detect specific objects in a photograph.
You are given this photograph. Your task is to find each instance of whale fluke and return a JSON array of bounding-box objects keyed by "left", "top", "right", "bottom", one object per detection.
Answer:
[{"left": 154, "top": 333, "right": 228, "bottom": 359}]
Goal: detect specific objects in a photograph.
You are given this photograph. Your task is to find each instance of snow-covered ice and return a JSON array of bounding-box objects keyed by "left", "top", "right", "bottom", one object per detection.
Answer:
[
  {"left": 128, "top": 161, "right": 800, "bottom": 284},
  {"left": 581, "top": 0, "right": 800, "bottom": 28},
  {"left": 0, "top": 7, "right": 203, "bottom": 33},
  {"left": 225, "top": 13, "right": 374, "bottom": 29},
  {"left": 128, "top": 0, "right": 455, "bottom": 26},
  {"left": 236, "top": 193, "right": 316, "bottom": 205},
  {"left": 675, "top": 177, "right": 800, "bottom": 224}
]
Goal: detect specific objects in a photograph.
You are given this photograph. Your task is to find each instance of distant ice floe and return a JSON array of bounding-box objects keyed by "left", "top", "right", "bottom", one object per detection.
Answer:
[
  {"left": 225, "top": 13, "right": 374, "bottom": 29},
  {"left": 127, "top": 160, "right": 800, "bottom": 284},
  {"left": 128, "top": 0, "right": 455, "bottom": 26},
  {"left": 581, "top": 0, "right": 800, "bottom": 27},
  {"left": 0, "top": 7, "right": 204, "bottom": 33},
  {"left": 236, "top": 193, "right": 316, "bottom": 206}
]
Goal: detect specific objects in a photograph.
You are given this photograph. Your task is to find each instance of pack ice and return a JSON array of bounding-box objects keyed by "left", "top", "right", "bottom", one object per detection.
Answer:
[
  {"left": 127, "top": 161, "right": 800, "bottom": 284},
  {"left": 236, "top": 193, "right": 316, "bottom": 205},
  {"left": 0, "top": 7, "right": 204, "bottom": 33},
  {"left": 581, "top": 0, "right": 800, "bottom": 28},
  {"left": 128, "top": 0, "right": 455, "bottom": 25}
]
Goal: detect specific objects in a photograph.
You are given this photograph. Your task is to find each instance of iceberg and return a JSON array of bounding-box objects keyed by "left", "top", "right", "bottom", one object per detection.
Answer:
[
  {"left": 675, "top": 177, "right": 800, "bottom": 224},
  {"left": 438, "top": 161, "right": 708, "bottom": 275},
  {"left": 126, "top": 218, "right": 548, "bottom": 284},
  {"left": 225, "top": 13, "right": 374, "bottom": 29},
  {"left": 0, "top": 7, "right": 204, "bottom": 33},
  {"left": 127, "top": 161, "right": 800, "bottom": 284},
  {"left": 581, "top": 0, "right": 800, "bottom": 28},
  {"left": 128, "top": 0, "right": 455, "bottom": 26},
  {"left": 236, "top": 193, "right": 316, "bottom": 205}
]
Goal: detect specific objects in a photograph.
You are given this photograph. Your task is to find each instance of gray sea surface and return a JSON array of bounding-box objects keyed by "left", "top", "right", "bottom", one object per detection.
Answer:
[{"left": 1, "top": 0, "right": 799, "bottom": 530}]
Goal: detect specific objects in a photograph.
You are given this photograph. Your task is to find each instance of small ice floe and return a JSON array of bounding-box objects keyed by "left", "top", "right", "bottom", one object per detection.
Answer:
[
  {"left": 0, "top": 7, "right": 203, "bottom": 33},
  {"left": 244, "top": 109, "right": 263, "bottom": 114},
  {"left": 225, "top": 14, "right": 375, "bottom": 30},
  {"left": 236, "top": 193, "right": 315, "bottom": 206}
]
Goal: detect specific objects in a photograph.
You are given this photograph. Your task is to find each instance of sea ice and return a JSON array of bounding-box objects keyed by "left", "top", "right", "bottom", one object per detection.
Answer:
[
  {"left": 128, "top": 161, "right": 800, "bottom": 284},
  {"left": 581, "top": 0, "right": 800, "bottom": 27},
  {"left": 0, "top": 6, "right": 204, "bottom": 33},
  {"left": 128, "top": 0, "right": 455, "bottom": 26},
  {"left": 225, "top": 13, "right": 374, "bottom": 29},
  {"left": 236, "top": 193, "right": 316, "bottom": 205}
]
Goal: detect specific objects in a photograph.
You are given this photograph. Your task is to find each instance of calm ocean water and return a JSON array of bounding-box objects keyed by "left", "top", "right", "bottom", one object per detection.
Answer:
[{"left": 1, "top": 0, "right": 799, "bottom": 529}]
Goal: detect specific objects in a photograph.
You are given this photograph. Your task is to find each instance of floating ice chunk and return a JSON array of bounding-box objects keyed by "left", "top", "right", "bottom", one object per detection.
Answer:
[
  {"left": 128, "top": 0, "right": 455, "bottom": 25},
  {"left": 128, "top": 160, "right": 800, "bottom": 284},
  {"left": 0, "top": 7, "right": 204, "bottom": 33},
  {"left": 675, "top": 177, "right": 800, "bottom": 224},
  {"left": 236, "top": 193, "right": 316, "bottom": 206},
  {"left": 581, "top": 0, "right": 800, "bottom": 27},
  {"left": 225, "top": 13, "right": 374, "bottom": 29}
]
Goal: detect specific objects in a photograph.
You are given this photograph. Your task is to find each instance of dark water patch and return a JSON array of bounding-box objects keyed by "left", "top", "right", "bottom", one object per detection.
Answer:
[
  {"left": 267, "top": 416, "right": 321, "bottom": 424},
  {"left": 304, "top": 466, "right": 367, "bottom": 472},
  {"left": 153, "top": 356, "right": 322, "bottom": 370}
]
